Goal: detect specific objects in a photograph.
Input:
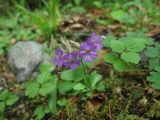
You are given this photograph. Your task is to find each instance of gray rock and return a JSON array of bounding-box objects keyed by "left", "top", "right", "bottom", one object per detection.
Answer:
[{"left": 8, "top": 41, "right": 43, "bottom": 82}]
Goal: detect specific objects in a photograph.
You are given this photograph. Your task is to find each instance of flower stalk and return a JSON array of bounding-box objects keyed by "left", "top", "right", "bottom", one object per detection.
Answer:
[{"left": 80, "top": 59, "right": 87, "bottom": 84}]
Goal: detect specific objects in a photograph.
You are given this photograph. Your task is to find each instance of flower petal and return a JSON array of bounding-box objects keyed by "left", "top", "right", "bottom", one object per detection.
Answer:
[
  {"left": 90, "top": 51, "right": 98, "bottom": 58},
  {"left": 80, "top": 42, "right": 88, "bottom": 50},
  {"left": 84, "top": 55, "right": 92, "bottom": 62},
  {"left": 55, "top": 49, "right": 63, "bottom": 56},
  {"left": 70, "top": 64, "right": 77, "bottom": 70}
]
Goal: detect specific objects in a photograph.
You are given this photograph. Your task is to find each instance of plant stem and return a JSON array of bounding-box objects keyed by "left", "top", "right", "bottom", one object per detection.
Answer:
[{"left": 80, "top": 59, "right": 87, "bottom": 84}]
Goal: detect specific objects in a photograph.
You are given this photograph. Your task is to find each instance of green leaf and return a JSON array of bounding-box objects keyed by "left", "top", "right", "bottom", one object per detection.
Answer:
[
  {"left": 37, "top": 71, "right": 51, "bottom": 84},
  {"left": 147, "top": 72, "right": 160, "bottom": 83},
  {"left": 89, "top": 71, "right": 102, "bottom": 88},
  {"left": 147, "top": 71, "right": 160, "bottom": 90},
  {"left": 113, "top": 59, "right": 128, "bottom": 72},
  {"left": 96, "top": 81, "right": 106, "bottom": 91},
  {"left": 34, "top": 105, "right": 50, "bottom": 120},
  {"left": 152, "top": 83, "right": 160, "bottom": 89},
  {"left": 25, "top": 82, "right": 39, "bottom": 98},
  {"left": 93, "top": 1, "right": 103, "bottom": 8},
  {"left": 61, "top": 67, "right": 84, "bottom": 82},
  {"left": 155, "top": 42, "right": 160, "bottom": 49},
  {"left": 59, "top": 81, "right": 75, "bottom": 94},
  {"left": 124, "top": 38, "right": 146, "bottom": 52},
  {"left": 39, "top": 64, "right": 51, "bottom": 72},
  {"left": 0, "top": 102, "right": 5, "bottom": 112},
  {"left": 0, "top": 49, "right": 4, "bottom": 55},
  {"left": 73, "top": 83, "right": 86, "bottom": 91},
  {"left": 39, "top": 82, "right": 56, "bottom": 96},
  {"left": 48, "top": 75, "right": 57, "bottom": 113},
  {"left": 85, "top": 57, "right": 98, "bottom": 68},
  {"left": 110, "top": 40, "right": 125, "bottom": 53},
  {"left": 0, "top": 113, "right": 4, "bottom": 120},
  {"left": 6, "top": 94, "right": 19, "bottom": 106},
  {"left": 49, "top": 75, "right": 58, "bottom": 83},
  {"left": 103, "top": 35, "right": 116, "bottom": 48},
  {"left": 121, "top": 52, "right": 140, "bottom": 64},
  {"left": 61, "top": 70, "right": 74, "bottom": 81},
  {"left": 0, "top": 90, "right": 8, "bottom": 100},
  {"left": 144, "top": 37, "right": 154, "bottom": 45},
  {"left": 119, "top": 111, "right": 124, "bottom": 120},
  {"left": 111, "top": 10, "right": 135, "bottom": 24},
  {"left": 71, "top": 6, "right": 86, "bottom": 13},
  {"left": 149, "top": 58, "right": 159, "bottom": 69},
  {"left": 74, "top": 0, "right": 81, "bottom": 5},
  {"left": 57, "top": 98, "right": 68, "bottom": 106},
  {"left": 1, "top": 19, "right": 17, "bottom": 28},
  {"left": 73, "top": 66, "right": 85, "bottom": 81},
  {"left": 37, "top": 64, "right": 52, "bottom": 84},
  {"left": 145, "top": 47, "right": 160, "bottom": 58},
  {"left": 103, "top": 53, "right": 118, "bottom": 63},
  {"left": 155, "top": 67, "right": 160, "bottom": 73},
  {"left": 0, "top": 90, "right": 18, "bottom": 106}
]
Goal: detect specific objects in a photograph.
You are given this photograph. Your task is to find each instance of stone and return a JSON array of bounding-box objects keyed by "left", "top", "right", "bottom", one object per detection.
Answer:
[{"left": 8, "top": 41, "right": 43, "bottom": 82}]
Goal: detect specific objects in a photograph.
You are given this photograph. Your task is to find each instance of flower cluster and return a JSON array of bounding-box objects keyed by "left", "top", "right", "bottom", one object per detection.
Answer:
[{"left": 53, "top": 33, "right": 102, "bottom": 70}]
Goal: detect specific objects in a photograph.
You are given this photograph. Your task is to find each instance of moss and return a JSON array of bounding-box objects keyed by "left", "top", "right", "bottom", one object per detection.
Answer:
[
  {"left": 65, "top": 103, "right": 79, "bottom": 120},
  {"left": 124, "top": 114, "right": 149, "bottom": 120},
  {"left": 146, "top": 99, "right": 160, "bottom": 118}
]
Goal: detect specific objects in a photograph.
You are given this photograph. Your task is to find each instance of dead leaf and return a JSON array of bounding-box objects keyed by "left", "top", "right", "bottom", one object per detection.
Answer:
[
  {"left": 87, "top": 8, "right": 105, "bottom": 16},
  {"left": 146, "top": 28, "right": 160, "bottom": 36},
  {"left": 92, "top": 49, "right": 108, "bottom": 66},
  {"left": 87, "top": 93, "right": 107, "bottom": 112}
]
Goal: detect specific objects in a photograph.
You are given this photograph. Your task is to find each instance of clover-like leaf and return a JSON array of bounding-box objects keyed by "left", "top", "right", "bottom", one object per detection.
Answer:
[
  {"left": 59, "top": 81, "right": 75, "bottom": 94},
  {"left": 147, "top": 71, "right": 160, "bottom": 90},
  {"left": 37, "top": 64, "right": 52, "bottom": 84},
  {"left": 103, "top": 53, "right": 118, "bottom": 63},
  {"left": 145, "top": 47, "right": 160, "bottom": 58},
  {"left": 151, "top": 83, "right": 160, "bottom": 89},
  {"left": 34, "top": 105, "right": 50, "bottom": 120},
  {"left": 124, "top": 38, "right": 146, "bottom": 52},
  {"left": 110, "top": 40, "right": 125, "bottom": 53},
  {"left": 111, "top": 10, "right": 135, "bottom": 24},
  {"left": 57, "top": 98, "right": 68, "bottom": 106},
  {"left": 103, "top": 35, "right": 116, "bottom": 48},
  {"left": 121, "top": 52, "right": 140, "bottom": 64},
  {"left": 0, "top": 102, "right": 5, "bottom": 112},
  {"left": 39, "top": 82, "right": 56, "bottom": 96},
  {"left": 6, "top": 94, "right": 19, "bottom": 106},
  {"left": 113, "top": 59, "right": 128, "bottom": 72},
  {"left": 61, "top": 70, "right": 74, "bottom": 81},
  {"left": 73, "top": 67, "right": 85, "bottom": 81},
  {"left": 25, "top": 82, "right": 39, "bottom": 98},
  {"left": 147, "top": 72, "right": 160, "bottom": 83},
  {"left": 149, "top": 58, "right": 159, "bottom": 69},
  {"left": 0, "top": 90, "right": 8, "bottom": 101}
]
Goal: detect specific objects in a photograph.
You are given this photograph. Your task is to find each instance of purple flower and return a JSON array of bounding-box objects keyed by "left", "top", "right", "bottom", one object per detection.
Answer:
[
  {"left": 63, "top": 52, "right": 80, "bottom": 70},
  {"left": 88, "top": 32, "right": 102, "bottom": 50},
  {"left": 79, "top": 42, "right": 98, "bottom": 62},
  {"left": 53, "top": 49, "right": 64, "bottom": 68},
  {"left": 53, "top": 32, "right": 102, "bottom": 70}
]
